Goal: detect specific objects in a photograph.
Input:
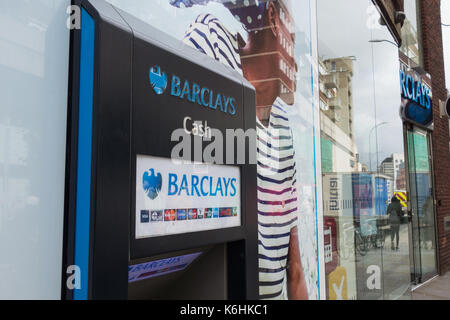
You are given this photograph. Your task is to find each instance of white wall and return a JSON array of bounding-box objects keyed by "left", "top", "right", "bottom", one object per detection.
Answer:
[{"left": 0, "top": 0, "right": 70, "bottom": 299}]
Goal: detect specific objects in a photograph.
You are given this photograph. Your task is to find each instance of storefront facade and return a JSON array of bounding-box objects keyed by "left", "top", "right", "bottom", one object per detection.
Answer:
[
  {"left": 318, "top": 0, "right": 440, "bottom": 300},
  {"left": 0, "top": 0, "right": 446, "bottom": 300}
]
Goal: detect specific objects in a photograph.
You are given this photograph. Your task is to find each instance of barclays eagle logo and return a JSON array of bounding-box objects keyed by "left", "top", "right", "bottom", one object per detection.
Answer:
[
  {"left": 143, "top": 169, "right": 162, "bottom": 200},
  {"left": 149, "top": 66, "right": 167, "bottom": 95}
]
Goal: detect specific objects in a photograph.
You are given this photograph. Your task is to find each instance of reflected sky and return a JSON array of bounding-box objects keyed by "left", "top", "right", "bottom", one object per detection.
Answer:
[{"left": 317, "top": 0, "right": 404, "bottom": 170}]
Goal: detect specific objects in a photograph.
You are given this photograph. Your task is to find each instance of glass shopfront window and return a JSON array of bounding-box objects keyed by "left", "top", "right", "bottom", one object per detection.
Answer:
[
  {"left": 400, "top": 0, "right": 421, "bottom": 66},
  {"left": 407, "top": 127, "right": 438, "bottom": 283},
  {"left": 106, "top": 0, "right": 324, "bottom": 300},
  {"left": 318, "top": 0, "right": 412, "bottom": 300}
]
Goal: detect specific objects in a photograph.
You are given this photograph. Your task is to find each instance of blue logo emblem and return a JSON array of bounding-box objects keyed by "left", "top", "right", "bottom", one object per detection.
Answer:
[
  {"left": 143, "top": 169, "right": 162, "bottom": 200},
  {"left": 149, "top": 66, "right": 167, "bottom": 95}
]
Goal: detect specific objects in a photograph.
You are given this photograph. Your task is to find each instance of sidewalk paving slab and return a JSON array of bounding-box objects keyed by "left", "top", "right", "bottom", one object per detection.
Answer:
[{"left": 412, "top": 272, "right": 450, "bottom": 300}]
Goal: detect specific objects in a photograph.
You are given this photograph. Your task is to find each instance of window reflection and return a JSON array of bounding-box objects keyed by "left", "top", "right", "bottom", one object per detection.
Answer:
[
  {"left": 407, "top": 129, "right": 437, "bottom": 280},
  {"left": 318, "top": 0, "right": 412, "bottom": 300},
  {"left": 107, "top": 0, "right": 321, "bottom": 300},
  {"left": 400, "top": 0, "right": 421, "bottom": 66}
]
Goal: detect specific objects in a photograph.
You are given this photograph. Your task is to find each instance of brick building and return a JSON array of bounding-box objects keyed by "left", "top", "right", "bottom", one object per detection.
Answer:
[
  {"left": 419, "top": 0, "right": 450, "bottom": 275},
  {"left": 380, "top": 0, "right": 450, "bottom": 277}
]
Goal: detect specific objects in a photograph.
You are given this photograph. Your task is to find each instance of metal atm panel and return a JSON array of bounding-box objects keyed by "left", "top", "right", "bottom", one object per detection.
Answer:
[{"left": 66, "top": 0, "right": 257, "bottom": 300}]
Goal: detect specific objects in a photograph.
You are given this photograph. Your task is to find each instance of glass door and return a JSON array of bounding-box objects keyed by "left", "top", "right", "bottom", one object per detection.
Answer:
[{"left": 406, "top": 126, "right": 438, "bottom": 284}]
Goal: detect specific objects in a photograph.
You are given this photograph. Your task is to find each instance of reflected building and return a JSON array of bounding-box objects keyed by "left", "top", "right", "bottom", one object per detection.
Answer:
[
  {"left": 380, "top": 157, "right": 395, "bottom": 178},
  {"left": 397, "top": 162, "right": 406, "bottom": 191},
  {"left": 379, "top": 153, "right": 405, "bottom": 191},
  {"left": 319, "top": 54, "right": 360, "bottom": 300},
  {"left": 400, "top": 17, "right": 420, "bottom": 66},
  {"left": 317, "top": 0, "right": 416, "bottom": 300},
  {"left": 319, "top": 56, "right": 358, "bottom": 174},
  {"left": 321, "top": 57, "right": 355, "bottom": 139}
]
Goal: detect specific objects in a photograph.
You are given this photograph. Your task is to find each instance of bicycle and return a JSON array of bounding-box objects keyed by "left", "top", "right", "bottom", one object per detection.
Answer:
[
  {"left": 338, "top": 222, "right": 368, "bottom": 260},
  {"left": 354, "top": 226, "right": 368, "bottom": 256}
]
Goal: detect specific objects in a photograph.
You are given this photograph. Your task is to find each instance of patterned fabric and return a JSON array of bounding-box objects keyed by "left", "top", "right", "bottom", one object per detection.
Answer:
[
  {"left": 225, "top": 0, "right": 267, "bottom": 31},
  {"left": 183, "top": 13, "right": 298, "bottom": 300},
  {"left": 170, "top": 0, "right": 211, "bottom": 8},
  {"left": 169, "top": 0, "right": 268, "bottom": 31},
  {"left": 183, "top": 13, "right": 243, "bottom": 74},
  {"left": 257, "top": 97, "right": 297, "bottom": 300}
]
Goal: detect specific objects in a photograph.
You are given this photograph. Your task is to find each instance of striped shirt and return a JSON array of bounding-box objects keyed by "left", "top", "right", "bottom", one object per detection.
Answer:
[
  {"left": 257, "top": 98, "right": 298, "bottom": 300},
  {"left": 183, "top": 14, "right": 298, "bottom": 300},
  {"left": 182, "top": 13, "right": 243, "bottom": 75}
]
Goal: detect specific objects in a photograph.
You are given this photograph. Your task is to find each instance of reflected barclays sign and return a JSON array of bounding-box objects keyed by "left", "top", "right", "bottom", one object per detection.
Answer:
[{"left": 399, "top": 67, "right": 433, "bottom": 129}]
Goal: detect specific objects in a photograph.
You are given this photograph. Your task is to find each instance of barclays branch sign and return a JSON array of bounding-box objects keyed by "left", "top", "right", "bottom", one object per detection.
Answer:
[
  {"left": 149, "top": 65, "right": 237, "bottom": 116},
  {"left": 400, "top": 69, "right": 432, "bottom": 109},
  {"left": 399, "top": 66, "right": 433, "bottom": 129}
]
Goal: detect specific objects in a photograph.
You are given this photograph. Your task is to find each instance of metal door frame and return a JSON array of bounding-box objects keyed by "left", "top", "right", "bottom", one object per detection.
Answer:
[{"left": 404, "top": 123, "right": 440, "bottom": 285}]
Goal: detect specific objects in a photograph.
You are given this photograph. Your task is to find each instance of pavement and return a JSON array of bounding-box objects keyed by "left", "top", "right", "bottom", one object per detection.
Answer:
[{"left": 412, "top": 271, "right": 450, "bottom": 300}]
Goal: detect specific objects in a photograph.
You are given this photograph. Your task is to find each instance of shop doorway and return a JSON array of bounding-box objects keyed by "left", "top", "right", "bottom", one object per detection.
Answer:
[{"left": 406, "top": 126, "right": 439, "bottom": 284}]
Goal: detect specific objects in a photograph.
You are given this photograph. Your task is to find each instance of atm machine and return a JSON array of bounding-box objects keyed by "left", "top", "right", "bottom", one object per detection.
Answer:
[{"left": 64, "top": 0, "right": 257, "bottom": 300}]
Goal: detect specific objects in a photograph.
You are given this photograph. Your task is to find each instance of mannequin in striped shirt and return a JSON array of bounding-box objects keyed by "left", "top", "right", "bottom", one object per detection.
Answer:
[{"left": 171, "top": 0, "right": 308, "bottom": 299}]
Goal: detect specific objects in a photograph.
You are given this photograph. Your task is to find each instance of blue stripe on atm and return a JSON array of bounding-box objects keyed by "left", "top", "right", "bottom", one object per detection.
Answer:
[{"left": 73, "top": 8, "right": 95, "bottom": 301}]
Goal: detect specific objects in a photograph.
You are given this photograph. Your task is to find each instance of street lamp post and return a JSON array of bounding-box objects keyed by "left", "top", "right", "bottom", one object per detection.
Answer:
[
  {"left": 369, "top": 39, "right": 399, "bottom": 47},
  {"left": 369, "top": 121, "right": 390, "bottom": 172}
]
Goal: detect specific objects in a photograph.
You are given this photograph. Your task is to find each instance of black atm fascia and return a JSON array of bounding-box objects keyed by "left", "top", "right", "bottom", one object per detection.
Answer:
[{"left": 67, "top": 0, "right": 257, "bottom": 300}]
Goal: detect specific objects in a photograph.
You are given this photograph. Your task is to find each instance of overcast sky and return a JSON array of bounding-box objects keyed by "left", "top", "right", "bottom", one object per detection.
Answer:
[
  {"left": 315, "top": 0, "right": 450, "bottom": 170},
  {"left": 443, "top": 1, "right": 450, "bottom": 91},
  {"left": 317, "top": 0, "right": 404, "bottom": 169}
]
